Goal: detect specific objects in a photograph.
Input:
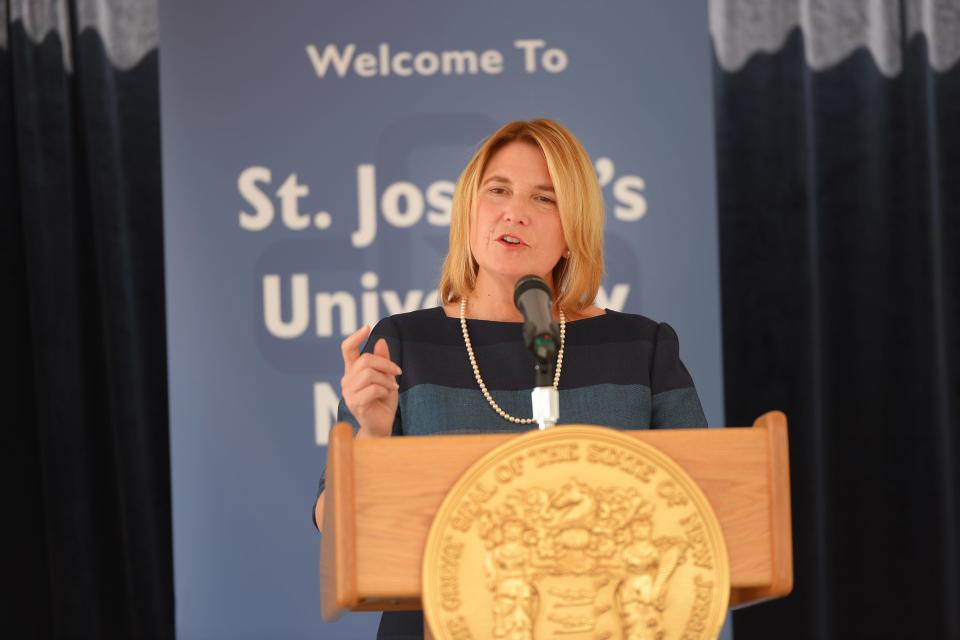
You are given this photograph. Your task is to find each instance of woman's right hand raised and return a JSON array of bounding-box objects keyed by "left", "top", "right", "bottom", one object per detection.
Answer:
[{"left": 340, "top": 325, "right": 401, "bottom": 439}]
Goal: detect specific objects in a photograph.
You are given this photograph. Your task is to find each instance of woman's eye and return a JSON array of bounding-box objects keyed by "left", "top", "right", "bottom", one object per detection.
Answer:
[
  {"left": 536, "top": 195, "right": 556, "bottom": 205},
  {"left": 489, "top": 187, "right": 507, "bottom": 195}
]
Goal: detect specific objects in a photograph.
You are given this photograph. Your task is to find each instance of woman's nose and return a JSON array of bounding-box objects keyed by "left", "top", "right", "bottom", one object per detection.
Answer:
[{"left": 503, "top": 202, "right": 530, "bottom": 225}]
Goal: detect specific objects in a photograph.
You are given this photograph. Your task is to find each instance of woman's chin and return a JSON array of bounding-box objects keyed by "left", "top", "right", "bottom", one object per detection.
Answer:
[{"left": 479, "top": 267, "right": 552, "bottom": 286}]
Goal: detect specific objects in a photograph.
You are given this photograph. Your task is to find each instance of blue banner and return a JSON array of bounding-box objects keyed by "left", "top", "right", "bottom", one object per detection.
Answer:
[{"left": 160, "top": 2, "right": 723, "bottom": 637}]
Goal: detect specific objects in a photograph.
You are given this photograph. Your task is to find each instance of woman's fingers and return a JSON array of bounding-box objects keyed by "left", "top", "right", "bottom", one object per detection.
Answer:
[
  {"left": 344, "top": 367, "right": 398, "bottom": 395},
  {"left": 355, "top": 350, "right": 402, "bottom": 375},
  {"left": 341, "top": 324, "right": 372, "bottom": 370},
  {"left": 341, "top": 329, "right": 402, "bottom": 376},
  {"left": 373, "top": 337, "right": 390, "bottom": 361},
  {"left": 340, "top": 331, "right": 401, "bottom": 434},
  {"left": 350, "top": 384, "right": 393, "bottom": 410}
]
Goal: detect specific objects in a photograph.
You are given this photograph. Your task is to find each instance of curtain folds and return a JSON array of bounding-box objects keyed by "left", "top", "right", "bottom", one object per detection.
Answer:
[
  {"left": 713, "top": 1, "right": 960, "bottom": 637},
  {"left": 3, "top": 1, "right": 171, "bottom": 637}
]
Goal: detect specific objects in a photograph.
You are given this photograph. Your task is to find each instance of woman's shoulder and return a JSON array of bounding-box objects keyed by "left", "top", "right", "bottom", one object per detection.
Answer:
[
  {"left": 572, "top": 308, "right": 663, "bottom": 340},
  {"left": 372, "top": 307, "right": 454, "bottom": 340}
]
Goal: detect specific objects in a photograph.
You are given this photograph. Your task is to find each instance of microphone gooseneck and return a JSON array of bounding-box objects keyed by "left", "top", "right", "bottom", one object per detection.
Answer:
[{"left": 514, "top": 275, "right": 561, "bottom": 428}]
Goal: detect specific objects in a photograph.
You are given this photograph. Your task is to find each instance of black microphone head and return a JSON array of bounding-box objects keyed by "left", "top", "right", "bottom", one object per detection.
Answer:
[
  {"left": 514, "top": 275, "right": 559, "bottom": 363},
  {"left": 514, "top": 274, "right": 551, "bottom": 310}
]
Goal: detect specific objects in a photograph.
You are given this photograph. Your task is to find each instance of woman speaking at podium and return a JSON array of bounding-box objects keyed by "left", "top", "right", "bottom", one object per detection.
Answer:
[{"left": 315, "top": 118, "right": 706, "bottom": 639}]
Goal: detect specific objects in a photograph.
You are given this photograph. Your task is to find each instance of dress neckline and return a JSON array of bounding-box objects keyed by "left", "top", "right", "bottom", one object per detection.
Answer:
[{"left": 436, "top": 305, "right": 612, "bottom": 325}]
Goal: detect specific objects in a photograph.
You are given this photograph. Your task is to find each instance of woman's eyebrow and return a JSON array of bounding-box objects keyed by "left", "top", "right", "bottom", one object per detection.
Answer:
[{"left": 482, "top": 175, "right": 555, "bottom": 192}]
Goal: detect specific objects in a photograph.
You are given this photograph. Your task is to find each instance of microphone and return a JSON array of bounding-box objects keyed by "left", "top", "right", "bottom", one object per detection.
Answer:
[{"left": 514, "top": 275, "right": 560, "bottom": 363}]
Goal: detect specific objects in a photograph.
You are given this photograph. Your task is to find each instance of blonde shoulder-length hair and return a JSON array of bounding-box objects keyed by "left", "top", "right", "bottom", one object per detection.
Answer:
[{"left": 438, "top": 119, "right": 605, "bottom": 312}]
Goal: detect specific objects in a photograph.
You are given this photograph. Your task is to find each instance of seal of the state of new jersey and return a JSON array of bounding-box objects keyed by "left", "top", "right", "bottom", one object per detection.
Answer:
[{"left": 422, "top": 425, "right": 729, "bottom": 640}]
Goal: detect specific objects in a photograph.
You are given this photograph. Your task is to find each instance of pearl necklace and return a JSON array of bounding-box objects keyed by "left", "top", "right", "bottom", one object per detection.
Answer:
[{"left": 459, "top": 298, "right": 566, "bottom": 424}]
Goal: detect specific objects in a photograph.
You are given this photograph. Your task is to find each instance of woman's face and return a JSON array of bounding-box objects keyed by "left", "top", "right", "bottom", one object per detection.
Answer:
[{"left": 470, "top": 141, "right": 568, "bottom": 290}]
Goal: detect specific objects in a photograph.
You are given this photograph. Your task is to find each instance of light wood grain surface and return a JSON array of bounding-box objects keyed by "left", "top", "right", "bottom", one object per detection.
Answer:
[{"left": 321, "top": 412, "right": 793, "bottom": 619}]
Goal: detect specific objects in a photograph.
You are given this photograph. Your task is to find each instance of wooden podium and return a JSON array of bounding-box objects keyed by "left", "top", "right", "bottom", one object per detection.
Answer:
[{"left": 320, "top": 411, "right": 793, "bottom": 628}]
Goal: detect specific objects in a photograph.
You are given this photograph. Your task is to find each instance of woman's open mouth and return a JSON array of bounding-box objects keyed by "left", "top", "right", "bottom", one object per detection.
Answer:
[{"left": 497, "top": 233, "right": 527, "bottom": 248}]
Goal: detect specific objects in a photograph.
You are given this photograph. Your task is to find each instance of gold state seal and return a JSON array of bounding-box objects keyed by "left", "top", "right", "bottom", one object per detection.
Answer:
[{"left": 422, "top": 425, "right": 729, "bottom": 640}]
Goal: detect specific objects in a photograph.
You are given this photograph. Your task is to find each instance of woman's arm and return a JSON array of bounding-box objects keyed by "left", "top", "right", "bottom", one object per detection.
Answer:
[
  {"left": 649, "top": 322, "right": 707, "bottom": 428},
  {"left": 314, "top": 422, "right": 393, "bottom": 532},
  {"left": 315, "top": 321, "right": 403, "bottom": 532},
  {"left": 315, "top": 493, "right": 326, "bottom": 532}
]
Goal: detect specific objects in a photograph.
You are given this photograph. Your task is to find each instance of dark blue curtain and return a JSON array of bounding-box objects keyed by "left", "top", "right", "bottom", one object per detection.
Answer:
[
  {"left": 715, "top": 11, "right": 960, "bottom": 640},
  {"left": 3, "top": 2, "right": 172, "bottom": 637}
]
